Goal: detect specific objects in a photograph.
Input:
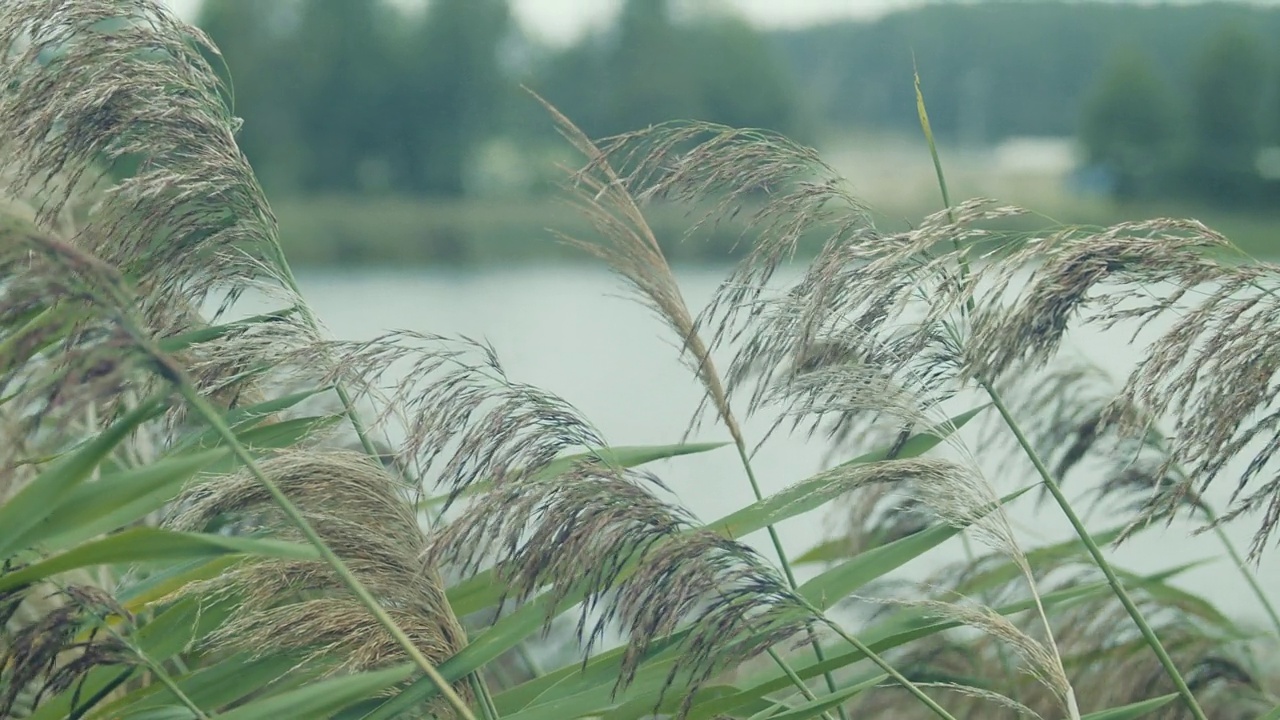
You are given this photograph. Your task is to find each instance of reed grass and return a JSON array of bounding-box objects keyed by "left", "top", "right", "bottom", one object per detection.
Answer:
[{"left": 0, "top": 2, "right": 1277, "bottom": 719}]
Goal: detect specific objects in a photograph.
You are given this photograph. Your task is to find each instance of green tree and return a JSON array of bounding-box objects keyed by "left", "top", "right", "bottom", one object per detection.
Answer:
[
  {"left": 392, "top": 0, "right": 510, "bottom": 196},
  {"left": 689, "top": 15, "right": 801, "bottom": 135},
  {"left": 1182, "top": 24, "right": 1267, "bottom": 203},
  {"left": 533, "top": 0, "right": 802, "bottom": 140},
  {"left": 1078, "top": 47, "right": 1179, "bottom": 199},
  {"left": 197, "top": 0, "right": 306, "bottom": 191},
  {"left": 604, "top": 0, "right": 706, "bottom": 135},
  {"left": 292, "top": 0, "right": 399, "bottom": 193}
]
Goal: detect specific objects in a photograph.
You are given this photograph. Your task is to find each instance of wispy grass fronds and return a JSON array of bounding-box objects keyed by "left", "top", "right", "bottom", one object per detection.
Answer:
[
  {"left": 426, "top": 463, "right": 814, "bottom": 712},
  {"left": 832, "top": 484, "right": 932, "bottom": 559},
  {"left": 0, "top": 0, "right": 317, "bottom": 447},
  {"left": 1047, "top": 595, "right": 1267, "bottom": 718},
  {"left": 543, "top": 98, "right": 982, "bottom": 719},
  {"left": 314, "top": 332, "right": 605, "bottom": 505},
  {"left": 0, "top": 585, "right": 131, "bottom": 718},
  {"left": 817, "top": 457, "right": 1032, "bottom": 579},
  {"left": 0, "top": 0, "right": 291, "bottom": 320},
  {"left": 0, "top": 216, "right": 161, "bottom": 442},
  {"left": 962, "top": 217, "right": 1280, "bottom": 553},
  {"left": 584, "top": 118, "right": 872, "bottom": 328},
  {"left": 537, "top": 98, "right": 735, "bottom": 436},
  {"left": 583, "top": 114, "right": 1280, "bottom": 575},
  {"left": 166, "top": 451, "right": 469, "bottom": 708},
  {"left": 908, "top": 682, "right": 1045, "bottom": 719},
  {"left": 992, "top": 361, "right": 1199, "bottom": 517},
  {"left": 968, "top": 218, "right": 1238, "bottom": 382},
  {"left": 670, "top": 200, "right": 1021, "bottom": 462},
  {"left": 884, "top": 593, "right": 1074, "bottom": 717},
  {"left": 164, "top": 305, "right": 313, "bottom": 413},
  {"left": 856, "top": 553, "right": 1271, "bottom": 720}
]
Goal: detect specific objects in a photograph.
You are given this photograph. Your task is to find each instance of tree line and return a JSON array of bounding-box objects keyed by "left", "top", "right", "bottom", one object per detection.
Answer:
[
  {"left": 196, "top": 0, "right": 800, "bottom": 197},
  {"left": 778, "top": 1, "right": 1280, "bottom": 206},
  {"left": 197, "top": 0, "right": 1280, "bottom": 206}
]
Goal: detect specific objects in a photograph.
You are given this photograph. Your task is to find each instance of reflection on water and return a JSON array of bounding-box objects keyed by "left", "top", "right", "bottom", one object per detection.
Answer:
[{"left": 295, "top": 265, "right": 1279, "bottom": 628}]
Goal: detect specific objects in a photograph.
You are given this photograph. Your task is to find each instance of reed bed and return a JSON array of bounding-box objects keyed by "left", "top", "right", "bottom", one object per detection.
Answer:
[{"left": 0, "top": 2, "right": 1277, "bottom": 719}]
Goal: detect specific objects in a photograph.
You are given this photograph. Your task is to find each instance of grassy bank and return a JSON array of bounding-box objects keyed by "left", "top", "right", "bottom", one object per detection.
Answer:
[
  {"left": 275, "top": 194, "right": 1280, "bottom": 267},
  {"left": 273, "top": 196, "right": 756, "bottom": 266}
]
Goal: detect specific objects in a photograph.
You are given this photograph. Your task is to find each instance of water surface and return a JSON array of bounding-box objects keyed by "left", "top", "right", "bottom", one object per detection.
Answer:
[{"left": 296, "top": 265, "right": 1279, "bottom": 629}]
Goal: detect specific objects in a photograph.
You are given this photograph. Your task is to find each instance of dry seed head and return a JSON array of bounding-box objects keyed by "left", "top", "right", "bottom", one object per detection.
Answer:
[
  {"left": 581, "top": 117, "right": 871, "bottom": 334},
  {"left": 0, "top": 0, "right": 294, "bottom": 323},
  {"left": 908, "top": 682, "right": 1046, "bottom": 719},
  {"left": 967, "top": 217, "right": 1234, "bottom": 383},
  {"left": 165, "top": 450, "right": 468, "bottom": 710},
  {"left": 538, "top": 98, "right": 738, "bottom": 435},
  {"left": 0, "top": 586, "right": 132, "bottom": 718},
  {"left": 915, "top": 595, "right": 1071, "bottom": 711},
  {"left": 427, "top": 462, "right": 814, "bottom": 716},
  {"left": 835, "top": 484, "right": 933, "bottom": 558},
  {"left": 313, "top": 332, "right": 606, "bottom": 504},
  {"left": 0, "top": 221, "right": 172, "bottom": 444},
  {"left": 991, "top": 360, "right": 1205, "bottom": 528},
  {"left": 705, "top": 205, "right": 1028, "bottom": 446}
]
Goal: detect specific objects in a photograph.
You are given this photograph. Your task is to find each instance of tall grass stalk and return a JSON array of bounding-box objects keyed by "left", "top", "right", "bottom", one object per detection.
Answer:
[
  {"left": 98, "top": 296, "right": 479, "bottom": 720},
  {"left": 533, "top": 89, "right": 835, "bottom": 711},
  {"left": 914, "top": 69, "right": 1202, "bottom": 720},
  {"left": 540, "top": 91, "right": 976, "bottom": 719},
  {"left": 2, "top": 4, "right": 1276, "bottom": 717},
  {"left": 74, "top": 588, "right": 211, "bottom": 720},
  {"left": 235, "top": 59, "right": 506, "bottom": 720},
  {"left": 173, "top": 388, "right": 477, "bottom": 720},
  {"left": 1205, "top": 511, "right": 1280, "bottom": 636}
]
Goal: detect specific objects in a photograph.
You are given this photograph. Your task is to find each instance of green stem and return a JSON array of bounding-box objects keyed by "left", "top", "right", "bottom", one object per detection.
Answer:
[
  {"left": 767, "top": 647, "right": 825, "bottom": 708},
  {"left": 1206, "top": 510, "right": 1280, "bottom": 637},
  {"left": 267, "top": 247, "right": 383, "bottom": 461},
  {"left": 984, "top": 386, "right": 1208, "bottom": 720},
  {"left": 914, "top": 68, "right": 1204, "bottom": 719},
  {"left": 333, "top": 381, "right": 381, "bottom": 460},
  {"left": 730, "top": 438, "right": 844, "bottom": 720},
  {"left": 470, "top": 673, "right": 499, "bottom": 720},
  {"left": 514, "top": 642, "right": 545, "bottom": 679},
  {"left": 81, "top": 599, "right": 208, "bottom": 719},
  {"left": 128, "top": 327, "right": 478, "bottom": 720},
  {"left": 810, "top": 605, "right": 960, "bottom": 720}
]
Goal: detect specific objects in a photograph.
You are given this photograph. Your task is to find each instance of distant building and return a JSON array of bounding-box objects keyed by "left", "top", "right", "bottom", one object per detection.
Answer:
[
  {"left": 1257, "top": 147, "right": 1280, "bottom": 181},
  {"left": 992, "top": 136, "right": 1078, "bottom": 176}
]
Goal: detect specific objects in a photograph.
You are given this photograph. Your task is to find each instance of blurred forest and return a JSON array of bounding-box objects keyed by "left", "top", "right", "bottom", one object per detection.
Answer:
[{"left": 194, "top": 0, "right": 1280, "bottom": 258}]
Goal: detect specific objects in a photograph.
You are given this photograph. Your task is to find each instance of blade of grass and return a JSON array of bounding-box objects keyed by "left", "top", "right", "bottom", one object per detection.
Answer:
[
  {"left": 913, "top": 64, "right": 1207, "bottom": 720},
  {"left": 766, "top": 674, "right": 888, "bottom": 720},
  {"left": 214, "top": 664, "right": 418, "bottom": 720},
  {"left": 69, "top": 590, "right": 210, "bottom": 720},
  {"left": 1080, "top": 694, "right": 1178, "bottom": 720},
  {"left": 26, "top": 448, "right": 229, "bottom": 552},
  {"left": 108, "top": 309, "right": 479, "bottom": 720},
  {"left": 89, "top": 654, "right": 306, "bottom": 717},
  {"left": 0, "top": 528, "right": 318, "bottom": 592},
  {"left": 0, "top": 394, "right": 167, "bottom": 558}
]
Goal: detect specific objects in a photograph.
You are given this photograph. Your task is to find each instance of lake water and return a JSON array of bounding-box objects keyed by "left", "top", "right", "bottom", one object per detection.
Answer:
[{"left": 294, "top": 264, "right": 1280, "bottom": 630}]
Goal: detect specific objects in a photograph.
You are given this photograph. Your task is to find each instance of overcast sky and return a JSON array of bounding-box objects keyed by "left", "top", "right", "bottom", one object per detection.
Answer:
[{"left": 162, "top": 0, "right": 927, "bottom": 45}]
